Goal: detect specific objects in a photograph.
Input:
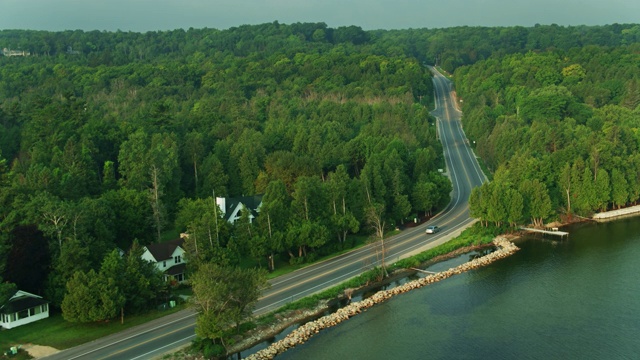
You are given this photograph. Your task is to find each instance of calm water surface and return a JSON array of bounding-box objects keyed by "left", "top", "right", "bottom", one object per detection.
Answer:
[{"left": 279, "top": 218, "right": 640, "bottom": 359}]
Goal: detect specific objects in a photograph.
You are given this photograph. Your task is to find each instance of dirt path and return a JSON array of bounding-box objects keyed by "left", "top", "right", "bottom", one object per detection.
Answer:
[{"left": 22, "top": 344, "right": 59, "bottom": 358}]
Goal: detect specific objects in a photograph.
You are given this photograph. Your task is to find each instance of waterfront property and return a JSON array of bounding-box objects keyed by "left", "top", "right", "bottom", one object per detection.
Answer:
[
  {"left": 276, "top": 218, "right": 640, "bottom": 360},
  {"left": 245, "top": 237, "right": 519, "bottom": 360},
  {"left": 0, "top": 291, "right": 49, "bottom": 329}
]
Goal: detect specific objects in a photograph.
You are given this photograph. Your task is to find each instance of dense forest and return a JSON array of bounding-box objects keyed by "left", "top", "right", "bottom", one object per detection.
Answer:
[
  {"left": 457, "top": 41, "right": 640, "bottom": 226},
  {"left": 0, "top": 22, "right": 445, "bottom": 317},
  {"left": 1, "top": 21, "right": 640, "bottom": 348}
]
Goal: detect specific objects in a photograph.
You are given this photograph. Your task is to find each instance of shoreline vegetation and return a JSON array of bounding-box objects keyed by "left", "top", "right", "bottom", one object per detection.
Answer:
[
  {"left": 167, "top": 224, "right": 500, "bottom": 359},
  {"left": 163, "top": 224, "right": 498, "bottom": 359},
  {"left": 243, "top": 236, "right": 519, "bottom": 360},
  {"left": 0, "top": 22, "right": 638, "bottom": 360},
  {"left": 12, "top": 208, "right": 636, "bottom": 359},
  {"left": 20, "top": 204, "right": 633, "bottom": 359},
  {"left": 212, "top": 204, "right": 640, "bottom": 359}
]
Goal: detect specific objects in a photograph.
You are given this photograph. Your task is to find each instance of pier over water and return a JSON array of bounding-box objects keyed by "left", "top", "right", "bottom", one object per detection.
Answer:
[{"left": 520, "top": 227, "right": 569, "bottom": 238}]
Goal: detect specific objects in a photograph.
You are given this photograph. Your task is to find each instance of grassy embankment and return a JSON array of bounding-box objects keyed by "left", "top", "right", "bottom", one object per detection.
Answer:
[
  {"left": 255, "top": 223, "right": 497, "bottom": 325},
  {"left": 0, "top": 305, "right": 187, "bottom": 355},
  {"left": 2, "top": 222, "right": 491, "bottom": 355},
  {"left": 0, "top": 231, "right": 379, "bottom": 354},
  {"left": 174, "top": 223, "right": 500, "bottom": 358}
]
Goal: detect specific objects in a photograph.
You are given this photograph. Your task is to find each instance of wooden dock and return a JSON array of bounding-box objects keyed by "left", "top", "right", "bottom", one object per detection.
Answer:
[{"left": 520, "top": 227, "right": 569, "bottom": 238}]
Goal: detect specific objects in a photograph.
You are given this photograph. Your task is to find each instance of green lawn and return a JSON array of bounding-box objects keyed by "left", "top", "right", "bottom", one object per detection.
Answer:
[
  {"left": 5, "top": 227, "right": 426, "bottom": 351},
  {"left": 0, "top": 305, "right": 186, "bottom": 351},
  {"left": 1, "top": 224, "right": 496, "bottom": 356},
  {"left": 258, "top": 223, "right": 499, "bottom": 317},
  {"left": 233, "top": 233, "right": 373, "bottom": 279}
]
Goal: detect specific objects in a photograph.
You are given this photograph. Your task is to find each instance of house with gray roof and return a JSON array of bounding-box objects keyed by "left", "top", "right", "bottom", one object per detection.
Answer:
[
  {"left": 141, "top": 238, "right": 187, "bottom": 283},
  {"left": 1, "top": 290, "right": 49, "bottom": 329},
  {"left": 216, "top": 195, "right": 263, "bottom": 224}
]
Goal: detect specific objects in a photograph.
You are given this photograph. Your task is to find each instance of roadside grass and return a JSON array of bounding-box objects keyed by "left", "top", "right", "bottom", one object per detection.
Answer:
[
  {"left": 245, "top": 233, "right": 373, "bottom": 280},
  {"left": 474, "top": 156, "right": 493, "bottom": 181},
  {"left": 434, "top": 66, "right": 454, "bottom": 80},
  {"left": 392, "top": 224, "right": 497, "bottom": 269},
  {"left": 0, "top": 305, "right": 187, "bottom": 351},
  {"left": 256, "top": 223, "right": 499, "bottom": 320},
  {"left": 72, "top": 217, "right": 456, "bottom": 357}
]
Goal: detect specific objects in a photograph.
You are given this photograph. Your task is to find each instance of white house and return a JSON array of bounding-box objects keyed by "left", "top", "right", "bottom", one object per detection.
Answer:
[
  {"left": 2, "top": 48, "right": 30, "bottom": 57},
  {"left": 0, "top": 291, "right": 49, "bottom": 329},
  {"left": 141, "top": 238, "right": 187, "bottom": 283},
  {"left": 216, "top": 195, "right": 263, "bottom": 224}
]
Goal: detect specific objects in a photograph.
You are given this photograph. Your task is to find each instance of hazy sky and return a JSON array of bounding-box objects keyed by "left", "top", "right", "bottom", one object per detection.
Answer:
[{"left": 1, "top": 0, "right": 639, "bottom": 32}]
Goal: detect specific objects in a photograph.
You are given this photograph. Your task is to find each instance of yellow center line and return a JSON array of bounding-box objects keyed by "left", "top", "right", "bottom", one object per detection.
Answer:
[
  {"left": 437, "top": 75, "right": 476, "bottom": 191},
  {"left": 259, "top": 73, "right": 473, "bottom": 305},
  {"left": 258, "top": 214, "right": 464, "bottom": 301}
]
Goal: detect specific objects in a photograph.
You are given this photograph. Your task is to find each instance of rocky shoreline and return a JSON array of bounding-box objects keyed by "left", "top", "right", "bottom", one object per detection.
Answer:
[
  {"left": 592, "top": 204, "right": 640, "bottom": 221},
  {"left": 245, "top": 236, "right": 519, "bottom": 360},
  {"left": 224, "top": 241, "right": 495, "bottom": 356}
]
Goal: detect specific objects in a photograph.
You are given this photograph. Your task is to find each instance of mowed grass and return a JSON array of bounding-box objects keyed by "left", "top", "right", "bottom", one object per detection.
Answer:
[
  {"left": 0, "top": 305, "right": 186, "bottom": 351},
  {"left": 0, "top": 227, "right": 426, "bottom": 352}
]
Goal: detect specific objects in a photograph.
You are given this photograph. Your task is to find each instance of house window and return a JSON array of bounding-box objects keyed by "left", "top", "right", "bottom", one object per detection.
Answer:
[
  {"left": 175, "top": 255, "right": 181, "bottom": 263},
  {"left": 34, "top": 306, "right": 41, "bottom": 315},
  {"left": 163, "top": 261, "right": 167, "bottom": 268},
  {"left": 42, "top": 304, "right": 48, "bottom": 312},
  {"left": 18, "top": 309, "right": 29, "bottom": 319}
]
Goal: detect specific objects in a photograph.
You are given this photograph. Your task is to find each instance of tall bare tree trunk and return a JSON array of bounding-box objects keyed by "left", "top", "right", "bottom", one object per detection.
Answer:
[
  {"left": 150, "top": 166, "right": 163, "bottom": 242},
  {"left": 267, "top": 213, "right": 275, "bottom": 271}
]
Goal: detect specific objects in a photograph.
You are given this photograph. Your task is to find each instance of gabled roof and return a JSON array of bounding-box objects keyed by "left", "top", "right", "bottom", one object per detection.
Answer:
[
  {"left": 0, "top": 291, "right": 48, "bottom": 314},
  {"left": 221, "top": 195, "right": 263, "bottom": 221},
  {"left": 144, "top": 238, "right": 184, "bottom": 262}
]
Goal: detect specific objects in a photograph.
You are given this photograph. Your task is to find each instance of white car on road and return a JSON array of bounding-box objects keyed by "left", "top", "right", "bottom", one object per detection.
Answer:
[{"left": 426, "top": 225, "right": 440, "bottom": 234}]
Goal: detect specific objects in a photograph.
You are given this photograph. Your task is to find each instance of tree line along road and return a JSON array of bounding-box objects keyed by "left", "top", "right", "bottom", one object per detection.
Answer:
[{"left": 42, "top": 66, "right": 486, "bottom": 360}]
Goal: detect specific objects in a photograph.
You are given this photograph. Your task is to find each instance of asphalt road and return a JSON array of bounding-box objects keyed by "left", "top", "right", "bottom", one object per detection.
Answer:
[{"left": 42, "top": 66, "right": 486, "bottom": 360}]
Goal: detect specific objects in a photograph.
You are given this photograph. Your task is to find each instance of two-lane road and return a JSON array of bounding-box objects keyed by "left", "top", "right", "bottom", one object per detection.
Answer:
[{"left": 43, "top": 66, "right": 486, "bottom": 360}]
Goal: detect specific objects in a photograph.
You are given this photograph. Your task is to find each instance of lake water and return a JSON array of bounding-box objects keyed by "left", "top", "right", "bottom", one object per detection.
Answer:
[{"left": 278, "top": 218, "right": 640, "bottom": 359}]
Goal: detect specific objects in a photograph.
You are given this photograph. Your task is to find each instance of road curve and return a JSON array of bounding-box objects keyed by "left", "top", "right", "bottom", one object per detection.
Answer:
[{"left": 42, "top": 66, "right": 486, "bottom": 360}]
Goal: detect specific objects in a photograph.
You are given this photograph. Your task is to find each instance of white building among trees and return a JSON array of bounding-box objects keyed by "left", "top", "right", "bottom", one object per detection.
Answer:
[
  {"left": 0, "top": 290, "right": 49, "bottom": 329},
  {"left": 141, "top": 238, "right": 187, "bottom": 283}
]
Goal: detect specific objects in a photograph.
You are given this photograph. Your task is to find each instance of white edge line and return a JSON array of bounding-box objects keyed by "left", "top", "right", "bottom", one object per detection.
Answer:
[
  {"left": 257, "top": 74, "right": 475, "bottom": 313},
  {"left": 255, "top": 216, "right": 476, "bottom": 315},
  {"left": 129, "top": 334, "right": 196, "bottom": 360},
  {"left": 66, "top": 313, "right": 197, "bottom": 360}
]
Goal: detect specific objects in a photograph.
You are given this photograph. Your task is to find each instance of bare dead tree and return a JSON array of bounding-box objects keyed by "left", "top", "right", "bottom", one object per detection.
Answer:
[{"left": 365, "top": 198, "right": 388, "bottom": 279}]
